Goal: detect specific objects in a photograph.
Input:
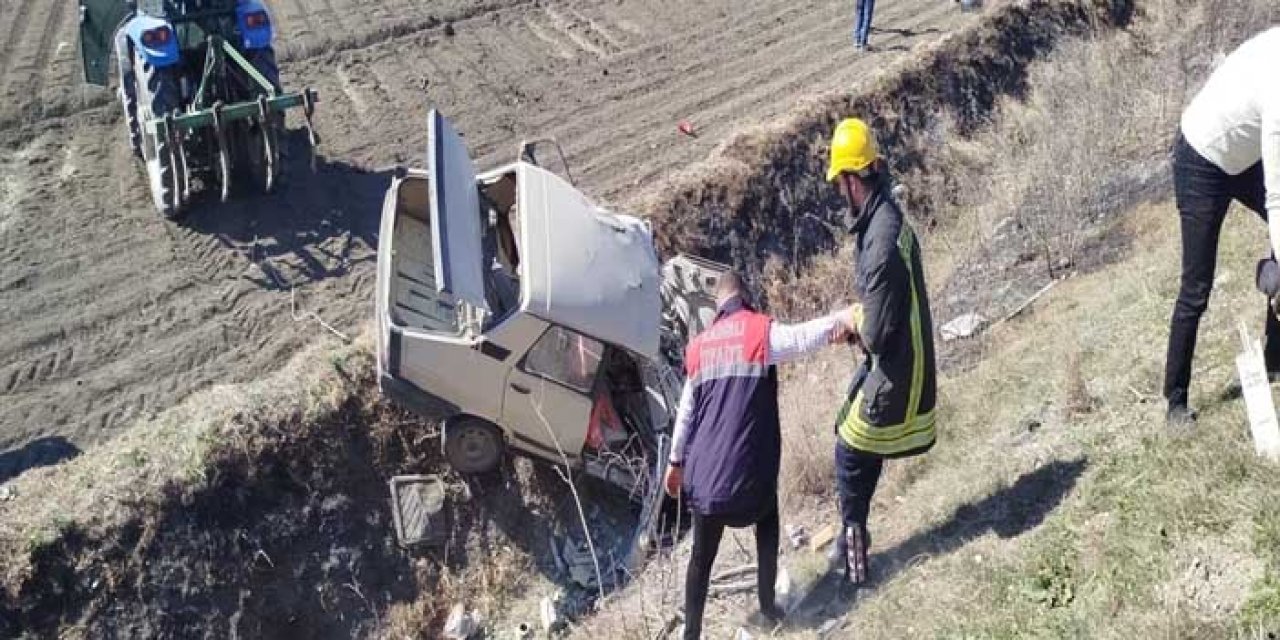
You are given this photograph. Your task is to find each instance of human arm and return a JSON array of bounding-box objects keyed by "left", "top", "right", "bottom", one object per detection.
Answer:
[
  {"left": 667, "top": 379, "right": 695, "bottom": 465},
  {"left": 663, "top": 379, "right": 696, "bottom": 497},
  {"left": 767, "top": 312, "right": 851, "bottom": 365}
]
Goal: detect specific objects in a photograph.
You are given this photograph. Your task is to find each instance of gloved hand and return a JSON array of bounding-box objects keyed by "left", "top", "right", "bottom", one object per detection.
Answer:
[{"left": 1257, "top": 258, "right": 1280, "bottom": 297}]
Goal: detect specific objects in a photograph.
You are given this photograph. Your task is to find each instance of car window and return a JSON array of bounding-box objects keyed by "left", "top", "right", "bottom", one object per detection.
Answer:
[{"left": 522, "top": 326, "right": 604, "bottom": 393}]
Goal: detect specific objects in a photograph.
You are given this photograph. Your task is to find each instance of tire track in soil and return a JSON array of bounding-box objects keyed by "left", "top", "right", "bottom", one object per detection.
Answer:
[
  {"left": 27, "top": 0, "right": 68, "bottom": 108},
  {"left": 0, "top": 0, "right": 973, "bottom": 456},
  {"left": 541, "top": 0, "right": 824, "bottom": 171},
  {"left": 565, "top": 6, "right": 630, "bottom": 52},
  {"left": 567, "top": 0, "right": 949, "bottom": 195},
  {"left": 274, "top": 0, "right": 320, "bottom": 43},
  {"left": 540, "top": 5, "right": 611, "bottom": 59},
  {"left": 0, "top": 0, "right": 36, "bottom": 90},
  {"left": 312, "top": 0, "right": 351, "bottom": 38},
  {"left": 576, "top": 0, "right": 933, "bottom": 183},
  {"left": 523, "top": 16, "right": 579, "bottom": 61}
]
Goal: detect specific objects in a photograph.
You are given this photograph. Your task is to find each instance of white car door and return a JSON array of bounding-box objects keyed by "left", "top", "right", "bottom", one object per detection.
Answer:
[{"left": 501, "top": 325, "right": 602, "bottom": 461}]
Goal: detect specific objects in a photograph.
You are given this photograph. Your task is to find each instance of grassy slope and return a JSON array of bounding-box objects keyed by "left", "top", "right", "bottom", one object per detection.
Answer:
[
  {"left": 582, "top": 1, "right": 1280, "bottom": 638},
  {"left": 826, "top": 202, "right": 1280, "bottom": 638}
]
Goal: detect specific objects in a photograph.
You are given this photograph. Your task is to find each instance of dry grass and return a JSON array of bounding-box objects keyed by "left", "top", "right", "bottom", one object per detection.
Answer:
[
  {"left": 582, "top": 0, "right": 1280, "bottom": 637},
  {"left": 0, "top": 329, "right": 371, "bottom": 596}
]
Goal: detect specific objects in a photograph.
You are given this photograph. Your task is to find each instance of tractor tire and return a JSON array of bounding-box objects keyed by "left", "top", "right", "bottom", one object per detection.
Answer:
[
  {"left": 115, "top": 31, "right": 142, "bottom": 159},
  {"left": 238, "top": 46, "right": 283, "bottom": 193},
  {"left": 244, "top": 46, "right": 282, "bottom": 93},
  {"left": 134, "top": 51, "right": 182, "bottom": 218},
  {"left": 443, "top": 417, "right": 505, "bottom": 475}
]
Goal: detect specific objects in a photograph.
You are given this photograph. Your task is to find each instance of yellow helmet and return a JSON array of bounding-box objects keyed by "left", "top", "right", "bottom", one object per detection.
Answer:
[{"left": 826, "top": 118, "right": 878, "bottom": 182}]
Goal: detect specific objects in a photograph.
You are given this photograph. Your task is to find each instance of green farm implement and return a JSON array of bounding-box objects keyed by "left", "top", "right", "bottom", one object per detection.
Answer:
[{"left": 78, "top": 0, "right": 319, "bottom": 218}]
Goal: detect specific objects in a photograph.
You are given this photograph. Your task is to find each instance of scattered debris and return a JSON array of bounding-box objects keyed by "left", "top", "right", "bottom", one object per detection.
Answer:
[
  {"left": 1236, "top": 320, "right": 1280, "bottom": 461},
  {"left": 786, "top": 524, "right": 809, "bottom": 549},
  {"left": 540, "top": 596, "right": 560, "bottom": 632},
  {"left": 388, "top": 475, "right": 447, "bottom": 547},
  {"left": 811, "top": 523, "right": 838, "bottom": 552},
  {"left": 443, "top": 603, "right": 480, "bottom": 639},
  {"left": 993, "top": 280, "right": 1059, "bottom": 327},
  {"left": 563, "top": 538, "right": 606, "bottom": 589},
  {"left": 941, "top": 312, "right": 987, "bottom": 341},
  {"left": 712, "top": 564, "right": 757, "bottom": 582}
]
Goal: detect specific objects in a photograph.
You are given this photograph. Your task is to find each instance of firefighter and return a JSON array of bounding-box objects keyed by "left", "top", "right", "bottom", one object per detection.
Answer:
[{"left": 826, "top": 117, "right": 938, "bottom": 589}]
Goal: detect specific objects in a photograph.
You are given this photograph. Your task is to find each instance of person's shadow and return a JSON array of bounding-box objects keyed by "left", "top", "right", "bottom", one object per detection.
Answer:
[
  {"left": 793, "top": 457, "right": 1088, "bottom": 623},
  {"left": 0, "top": 436, "right": 81, "bottom": 484}
]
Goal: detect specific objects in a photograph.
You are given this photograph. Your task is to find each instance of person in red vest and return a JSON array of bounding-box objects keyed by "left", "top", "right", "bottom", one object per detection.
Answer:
[{"left": 663, "top": 272, "right": 856, "bottom": 639}]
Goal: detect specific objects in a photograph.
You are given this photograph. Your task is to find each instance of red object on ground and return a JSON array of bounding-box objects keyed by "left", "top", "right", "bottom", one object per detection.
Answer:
[{"left": 677, "top": 120, "right": 696, "bottom": 137}]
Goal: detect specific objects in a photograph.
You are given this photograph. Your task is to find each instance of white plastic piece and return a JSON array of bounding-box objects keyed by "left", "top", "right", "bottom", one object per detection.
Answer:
[
  {"left": 540, "top": 597, "right": 558, "bottom": 632},
  {"left": 443, "top": 603, "right": 475, "bottom": 639},
  {"left": 940, "top": 312, "right": 986, "bottom": 341},
  {"left": 1237, "top": 320, "right": 1280, "bottom": 461}
]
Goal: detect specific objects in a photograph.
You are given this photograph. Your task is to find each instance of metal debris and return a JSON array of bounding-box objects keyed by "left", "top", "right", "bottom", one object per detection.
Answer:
[
  {"left": 389, "top": 475, "right": 448, "bottom": 547},
  {"left": 443, "top": 603, "right": 478, "bottom": 639}
]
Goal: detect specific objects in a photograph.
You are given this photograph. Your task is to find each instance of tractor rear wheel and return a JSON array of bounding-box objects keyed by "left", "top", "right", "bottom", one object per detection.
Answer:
[
  {"left": 238, "top": 47, "right": 283, "bottom": 194},
  {"left": 116, "top": 35, "right": 142, "bottom": 159},
  {"left": 134, "top": 51, "right": 182, "bottom": 218}
]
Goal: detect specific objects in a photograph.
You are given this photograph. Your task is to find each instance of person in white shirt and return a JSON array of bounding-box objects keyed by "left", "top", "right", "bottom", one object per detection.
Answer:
[{"left": 1164, "top": 27, "right": 1280, "bottom": 426}]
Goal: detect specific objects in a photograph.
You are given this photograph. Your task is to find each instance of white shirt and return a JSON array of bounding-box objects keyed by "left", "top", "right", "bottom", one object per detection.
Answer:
[
  {"left": 667, "top": 313, "right": 840, "bottom": 464},
  {"left": 1180, "top": 27, "right": 1280, "bottom": 255}
]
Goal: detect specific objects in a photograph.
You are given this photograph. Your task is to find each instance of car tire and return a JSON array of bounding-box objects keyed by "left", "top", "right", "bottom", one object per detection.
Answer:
[{"left": 443, "top": 417, "right": 505, "bottom": 474}]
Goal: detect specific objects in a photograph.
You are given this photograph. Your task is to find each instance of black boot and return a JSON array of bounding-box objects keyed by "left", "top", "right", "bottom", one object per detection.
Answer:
[{"left": 1166, "top": 401, "right": 1196, "bottom": 427}]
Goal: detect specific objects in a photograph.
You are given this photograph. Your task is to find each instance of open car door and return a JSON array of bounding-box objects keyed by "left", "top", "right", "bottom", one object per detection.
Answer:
[{"left": 374, "top": 112, "right": 505, "bottom": 422}]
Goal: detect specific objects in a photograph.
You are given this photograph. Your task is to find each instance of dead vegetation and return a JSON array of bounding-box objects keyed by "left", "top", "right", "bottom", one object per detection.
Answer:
[
  {"left": 7, "top": 0, "right": 1280, "bottom": 638},
  {"left": 582, "top": 0, "right": 1280, "bottom": 638},
  {"left": 0, "top": 330, "right": 618, "bottom": 637}
]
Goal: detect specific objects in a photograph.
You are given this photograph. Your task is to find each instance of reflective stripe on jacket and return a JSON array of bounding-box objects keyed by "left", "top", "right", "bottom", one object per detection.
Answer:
[
  {"left": 682, "top": 297, "right": 780, "bottom": 517},
  {"left": 836, "top": 181, "right": 938, "bottom": 457}
]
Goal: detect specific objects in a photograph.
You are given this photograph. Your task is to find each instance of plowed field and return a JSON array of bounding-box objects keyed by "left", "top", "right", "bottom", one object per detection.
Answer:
[{"left": 0, "top": 0, "right": 974, "bottom": 455}]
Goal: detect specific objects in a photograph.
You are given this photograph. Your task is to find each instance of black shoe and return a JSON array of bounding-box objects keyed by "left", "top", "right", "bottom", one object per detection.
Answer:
[
  {"left": 1166, "top": 402, "right": 1196, "bottom": 427},
  {"left": 744, "top": 604, "right": 785, "bottom": 629}
]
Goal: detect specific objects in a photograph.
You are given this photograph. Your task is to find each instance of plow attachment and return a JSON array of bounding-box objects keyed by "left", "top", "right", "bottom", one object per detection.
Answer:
[{"left": 141, "top": 36, "right": 320, "bottom": 218}]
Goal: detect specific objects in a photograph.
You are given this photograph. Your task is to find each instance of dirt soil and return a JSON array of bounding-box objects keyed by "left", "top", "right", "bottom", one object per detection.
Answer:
[{"left": 0, "top": 0, "right": 976, "bottom": 459}]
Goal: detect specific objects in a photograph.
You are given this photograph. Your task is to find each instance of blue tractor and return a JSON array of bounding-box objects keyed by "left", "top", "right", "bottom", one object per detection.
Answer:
[{"left": 78, "top": 0, "right": 319, "bottom": 218}]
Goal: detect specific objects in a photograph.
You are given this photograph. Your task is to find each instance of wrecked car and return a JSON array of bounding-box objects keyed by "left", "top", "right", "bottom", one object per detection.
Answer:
[{"left": 375, "top": 111, "right": 726, "bottom": 501}]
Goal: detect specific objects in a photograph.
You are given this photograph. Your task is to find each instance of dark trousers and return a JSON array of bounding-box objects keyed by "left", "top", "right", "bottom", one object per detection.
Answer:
[
  {"left": 683, "top": 501, "right": 779, "bottom": 640},
  {"left": 835, "top": 440, "right": 883, "bottom": 532},
  {"left": 854, "top": 0, "right": 877, "bottom": 46},
  {"left": 1164, "top": 133, "right": 1276, "bottom": 407}
]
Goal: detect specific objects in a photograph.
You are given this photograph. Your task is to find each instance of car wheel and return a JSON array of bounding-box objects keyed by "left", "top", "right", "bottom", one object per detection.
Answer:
[{"left": 444, "top": 417, "right": 504, "bottom": 474}]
